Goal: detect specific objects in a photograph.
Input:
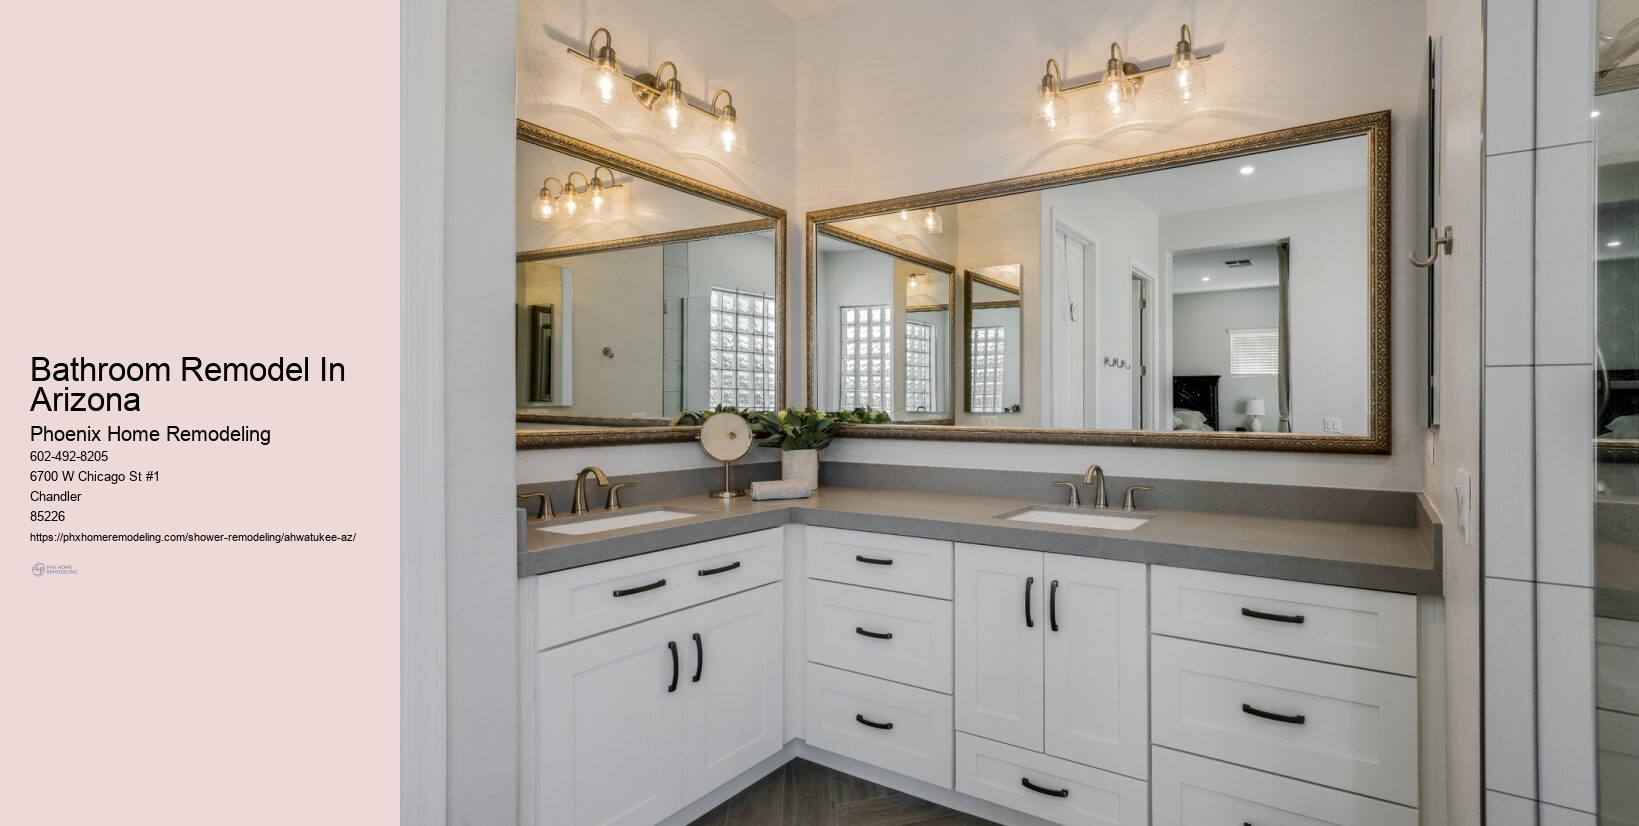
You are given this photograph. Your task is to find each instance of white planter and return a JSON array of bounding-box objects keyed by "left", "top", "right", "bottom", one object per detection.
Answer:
[{"left": 782, "top": 449, "right": 820, "bottom": 489}]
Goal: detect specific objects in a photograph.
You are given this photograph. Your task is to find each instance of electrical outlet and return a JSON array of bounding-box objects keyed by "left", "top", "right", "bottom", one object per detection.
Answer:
[
  {"left": 1323, "top": 417, "right": 1342, "bottom": 433},
  {"left": 980, "top": 415, "right": 999, "bottom": 426}
]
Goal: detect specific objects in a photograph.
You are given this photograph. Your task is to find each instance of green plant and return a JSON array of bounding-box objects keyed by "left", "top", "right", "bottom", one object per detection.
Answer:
[
  {"left": 752, "top": 407, "right": 841, "bottom": 451},
  {"left": 832, "top": 406, "right": 892, "bottom": 425}
]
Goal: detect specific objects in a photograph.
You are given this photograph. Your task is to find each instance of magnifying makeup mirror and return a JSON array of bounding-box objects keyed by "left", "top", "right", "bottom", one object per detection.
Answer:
[{"left": 700, "top": 412, "right": 752, "bottom": 498}]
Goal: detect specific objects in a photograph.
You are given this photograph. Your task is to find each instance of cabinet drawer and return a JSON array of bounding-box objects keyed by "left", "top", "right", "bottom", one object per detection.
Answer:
[
  {"left": 1151, "top": 566, "right": 1418, "bottom": 676},
  {"left": 533, "top": 528, "right": 783, "bottom": 649},
  {"left": 954, "top": 732, "right": 1148, "bottom": 826},
  {"left": 806, "top": 526, "right": 952, "bottom": 599},
  {"left": 1151, "top": 747, "right": 1417, "bottom": 826},
  {"left": 804, "top": 663, "right": 953, "bottom": 788},
  {"left": 806, "top": 579, "right": 953, "bottom": 693},
  {"left": 1151, "top": 636, "right": 1419, "bottom": 806}
]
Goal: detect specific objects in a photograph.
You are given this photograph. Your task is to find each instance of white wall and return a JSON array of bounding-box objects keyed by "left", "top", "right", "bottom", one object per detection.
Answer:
[
  {"left": 1040, "top": 180, "right": 1160, "bottom": 429},
  {"left": 956, "top": 192, "right": 1041, "bottom": 426},
  {"left": 1172, "top": 287, "right": 1281, "bottom": 430},
  {"left": 1159, "top": 189, "right": 1370, "bottom": 435},
  {"left": 816, "top": 248, "right": 893, "bottom": 410},
  {"left": 796, "top": 0, "right": 1427, "bottom": 491},
  {"left": 524, "top": 247, "right": 665, "bottom": 417}
]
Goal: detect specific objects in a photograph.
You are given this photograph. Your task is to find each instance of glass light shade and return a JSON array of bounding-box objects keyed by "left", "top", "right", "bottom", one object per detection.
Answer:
[
  {"left": 713, "top": 109, "right": 748, "bottom": 155},
  {"left": 585, "top": 180, "right": 611, "bottom": 216},
  {"left": 652, "top": 82, "right": 695, "bottom": 135},
  {"left": 581, "top": 57, "right": 624, "bottom": 108},
  {"left": 921, "top": 209, "right": 944, "bottom": 234},
  {"left": 560, "top": 185, "right": 582, "bottom": 218},
  {"left": 1167, "top": 52, "right": 1206, "bottom": 107},
  {"left": 1094, "top": 74, "right": 1138, "bottom": 118},
  {"left": 531, "top": 192, "right": 556, "bottom": 222},
  {"left": 1033, "top": 85, "right": 1069, "bottom": 131},
  {"left": 897, "top": 209, "right": 913, "bottom": 223}
]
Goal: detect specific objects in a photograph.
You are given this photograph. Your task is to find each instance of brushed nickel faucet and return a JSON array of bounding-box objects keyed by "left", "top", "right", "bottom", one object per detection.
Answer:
[
  {"left": 572, "top": 466, "right": 609, "bottom": 514},
  {"left": 517, "top": 492, "right": 553, "bottom": 521},
  {"left": 1052, "top": 481, "right": 1081, "bottom": 507},
  {"left": 605, "top": 482, "right": 637, "bottom": 510},
  {"left": 1083, "top": 465, "right": 1108, "bottom": 509},
  {"left": 1122, "top": 485, "right": 1153, "bottom": 511}
]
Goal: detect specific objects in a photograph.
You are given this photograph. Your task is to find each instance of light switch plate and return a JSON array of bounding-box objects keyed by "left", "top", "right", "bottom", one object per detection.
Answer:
[
  {"left": 1456, "top": 468, "right": 1474, "bottom": 544},
  {"left": 980, "top": 415, "right": 999, "bottom": 426},
  {"left": 1324, "top": 417, "right": 1343, "bottom": 433}
]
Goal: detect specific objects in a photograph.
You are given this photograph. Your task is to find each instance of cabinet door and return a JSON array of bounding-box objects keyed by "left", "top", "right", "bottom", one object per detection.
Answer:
[
  {"left": 955, "top": 543, "right": 1044, "bottom": 750},
  {"left": 536, "top": 616, "right": 684, "bottom": 826},
  {"left": 1043, "top": 555, "right": 1148, "bottom": 779},
  {"left": 681, "top": 583, "right": 784, "bottom": 800}
]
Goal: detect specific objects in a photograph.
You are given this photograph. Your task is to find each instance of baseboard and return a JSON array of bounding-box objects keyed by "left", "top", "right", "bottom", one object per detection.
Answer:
[{"left": 654, "top": 742, "right": 801, "bottom": 826}]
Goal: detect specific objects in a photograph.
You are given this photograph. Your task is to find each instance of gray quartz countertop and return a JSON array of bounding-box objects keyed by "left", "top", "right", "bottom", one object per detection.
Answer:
[{"left": 518, "top": 485, "right": 1442, "bottom": 594}]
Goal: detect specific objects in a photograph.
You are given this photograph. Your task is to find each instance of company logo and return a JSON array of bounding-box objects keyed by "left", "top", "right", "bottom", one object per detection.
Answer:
[
  {"left": 33, "top": 562, "right": 77, "bottom": 577},
  {"left": 32, "top": 562, "right": 45, "bottom": 577}
]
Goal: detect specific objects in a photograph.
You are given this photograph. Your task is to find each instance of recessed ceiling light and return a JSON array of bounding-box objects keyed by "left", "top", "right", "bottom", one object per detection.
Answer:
[
  {"left": 1239, "top": 166, "right": 1254, "bottom": 175},
  {"left": 1592, "top": 110, "right": 1601, "bottom": 118},
  {"left": 1202, "top": 276, "right": 1211, "bottom": 282},
  {"left": 1611, "top": 240, "right": 1624, "bottom": 248}
]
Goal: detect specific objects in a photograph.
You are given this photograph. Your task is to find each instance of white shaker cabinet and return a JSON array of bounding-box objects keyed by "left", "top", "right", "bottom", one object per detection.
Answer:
[
  {"left": 534, "top": 582, "right": 783, "bottom": 826},
  {"left": 954, "top": 544, "right": 1149, "bottom": 781}
]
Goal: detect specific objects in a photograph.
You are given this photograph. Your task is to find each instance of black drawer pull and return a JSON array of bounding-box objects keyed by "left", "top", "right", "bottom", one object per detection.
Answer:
[
  {"left": 698, "top": 561, "right": 742, "bottom": 577},
  {"left": 692, "top": 633, "right": 704, "bottom": 683},
  {"left": 1242, "top": 703, "right": 1305, "bottom": 725},
  {"left": 1241, "top": 606, "right": 1305, "bottom": 624},
  {"left": 855, "top": 714, "right": 894, "bottom": 730},
  {"left": 1025, "top": 576, "right": 1035, "bottom": 628},
  {"left": 613, "top": 578, "right": 667, "bottom": 597},
  {"left": 1049, "top": 579, "right": 1060, "bottom": 632},
  {"left": 855, "top": 626, "right": 894, "bottom": 640},
  {"left": 1021, "top": 778, "right": 1069, "bottom": 798},
  {"left": 855, "top": 554, "right": 894, "bottom": 566},
  {"left": 667, "top": 641, "right": 679, "bottom": 693}
]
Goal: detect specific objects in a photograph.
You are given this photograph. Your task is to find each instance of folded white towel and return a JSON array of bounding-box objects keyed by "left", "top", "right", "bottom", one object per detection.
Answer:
[{"left": 750, "top": 479, "right": 813, "bottom": 500}]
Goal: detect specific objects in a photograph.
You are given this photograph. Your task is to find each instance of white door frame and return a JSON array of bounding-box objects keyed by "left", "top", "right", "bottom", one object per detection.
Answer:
[
  {"left": 1129, "top": 260, "right": 1161, "bottom": 430},
  {"left": 1046, "top": 211, "right": 1097, "bottom": 428}
]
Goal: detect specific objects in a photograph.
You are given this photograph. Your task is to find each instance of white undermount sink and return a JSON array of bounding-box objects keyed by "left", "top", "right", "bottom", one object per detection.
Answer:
[
  {"left": 1001, "top": 507, "right": 1151, "bottom": 531},
  {"left": 535, "top": 508, "right": 703, "bottom": 535}
]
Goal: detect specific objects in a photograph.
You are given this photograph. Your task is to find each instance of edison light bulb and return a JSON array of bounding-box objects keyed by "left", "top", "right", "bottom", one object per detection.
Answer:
[
  {"left": 922, "top": 209, "right": 943, "bottom": 234},
  {"left": 560, "top": 185, "right": 581, "bottom": 218},
  {"left": 653, "top": 80, "right": 694, "bottom": 135},
  {"left": 531, "top": 193, "right": 555, "bottom": 222},
  {"left": 1167, "top": 26, "right": 1206, "bottom": 108},
  {"left": 581, "top": 53, "right": 623, "bottom": 108},
  {"left": 713, "top": 108, "right": 747, "bottom": 155}
]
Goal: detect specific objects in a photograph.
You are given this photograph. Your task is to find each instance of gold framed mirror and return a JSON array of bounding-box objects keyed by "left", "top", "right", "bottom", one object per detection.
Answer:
[
  {"left": 812, "top": 224, "right": 958, "bottom": 423},
  {"left": 515, "top": 120, "right": 787, "bottom": 449},
  {"left": 805, "top": 111, "right": 1391, "bottom": 454}
]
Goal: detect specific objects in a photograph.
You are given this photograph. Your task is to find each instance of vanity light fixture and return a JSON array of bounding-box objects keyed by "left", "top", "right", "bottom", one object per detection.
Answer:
[
  {"left": 529, "top": 167, "right": 627, "bottom": 224},
  {"left": 566, "top": 28, "right": 749, "bottom": 156},
  {"left": 1033, "top": 25, "right": 1215, "bottom": 132}
]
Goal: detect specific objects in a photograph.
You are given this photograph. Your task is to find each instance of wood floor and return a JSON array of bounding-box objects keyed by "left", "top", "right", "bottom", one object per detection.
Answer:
[{"left": 687, "top": 759, "right": 997, "bottom": 826}]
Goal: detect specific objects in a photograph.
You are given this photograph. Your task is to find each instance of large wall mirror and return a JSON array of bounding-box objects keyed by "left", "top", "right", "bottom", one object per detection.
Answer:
[
  {"left": 806, "top": 111, "right": 1390, "bottom": 453},
  {"left": 515, "top": 121, "right": 786, "bottom": 449}
]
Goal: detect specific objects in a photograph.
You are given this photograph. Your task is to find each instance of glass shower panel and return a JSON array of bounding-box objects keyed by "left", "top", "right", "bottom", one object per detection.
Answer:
[{"left": 1595, "top": 75, "right": 1639, "bottom": 824}]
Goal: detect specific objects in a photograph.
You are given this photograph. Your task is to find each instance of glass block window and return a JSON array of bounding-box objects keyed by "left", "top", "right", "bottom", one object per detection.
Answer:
[
  {"left": 969, "top": 325, "right": 1005, "bottom": 413},
  {"left": 905, "top": 320, "right": 935, "bottom": 412},
  {"left": 708, "top": 287, "right": 777, "bottom": 409},
  {"left": 1229, "top": 327, "right": 1279, "bottom": 376},
  {"left": 840, "top": 304, "right": 892, "bottom": 410}
]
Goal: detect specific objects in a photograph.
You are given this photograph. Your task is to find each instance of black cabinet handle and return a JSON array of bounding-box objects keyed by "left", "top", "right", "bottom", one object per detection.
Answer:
[
  {"left": 855, "top": 626, "right": 894, "bottom": 640},
  {"left": 1242, "top": 703, "right": 1305, "bottom": 725},
  {"left": 667, "top": 641, "right": 679, "bottom": 693},
  {"left": 1021, "top": 778, "right": 1069, "bottom": 798},
  {"left": 698, "top": 561, "right": 741, "bottom": 577},
  {"left": 855, "top": 554, "right": 894, "bottom": 566},
  {"left": 855, "top": 714, "right": 894, "bottom": 730},
  {"left": 613, "top": 578, "right": 667, "bottom": 597},
  {"left": 1025, "top": 576, "right": 1035, "bottom": 628},
  {"left": 1049, "top": 579, "right": 1060, "bottom": 632},
  {"left": 692, "top": 633, "right": 703, "bottom": 683},
  {"left": 1241, "top": 606, "right": 1305, "bottom": 624}
]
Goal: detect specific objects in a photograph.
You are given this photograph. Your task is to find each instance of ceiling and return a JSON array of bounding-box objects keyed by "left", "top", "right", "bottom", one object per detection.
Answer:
[
  {"left": 762, "top": 0, "right": 861, "bottom": 20},
  {"left": 1170, "top": 244, "right": 1283, "bottom": 295},
  {"left": 1114, "top": 135, "right": 1367, "bottom": 217}
]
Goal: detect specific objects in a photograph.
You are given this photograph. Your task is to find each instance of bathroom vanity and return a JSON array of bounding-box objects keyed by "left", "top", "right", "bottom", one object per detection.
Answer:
[{"left": 516, "top": 487, "right": 1441, "bottom": 826}]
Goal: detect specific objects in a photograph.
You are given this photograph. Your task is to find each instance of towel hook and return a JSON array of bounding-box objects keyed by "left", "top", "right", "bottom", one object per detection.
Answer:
[{"left": 1409, "top": 225, "right": 1454, "bottom": 267}]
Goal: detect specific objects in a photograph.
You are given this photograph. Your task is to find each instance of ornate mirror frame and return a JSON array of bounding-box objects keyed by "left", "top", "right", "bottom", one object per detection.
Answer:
[
  {"left": 813, "top": 223, "right": 960, "bottom": 424},
  {"left": 804, "top": 110, "right": 1392, "bottom": 454},
  {"left": 515, "top": 120, "right": 787, "bottom": 449}
]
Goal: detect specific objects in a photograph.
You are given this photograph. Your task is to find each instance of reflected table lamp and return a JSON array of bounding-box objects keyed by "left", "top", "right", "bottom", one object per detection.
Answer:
[{"left": 1245, "top": 398, "right": 1267, "bottom": 432}]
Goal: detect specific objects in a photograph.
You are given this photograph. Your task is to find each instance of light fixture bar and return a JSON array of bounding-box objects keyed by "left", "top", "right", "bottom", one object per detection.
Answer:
[
  {"left": 565, "top": 44, "right": 729, "bottom": 122},
  {"left": 1053, "top": 52, "right": 1214, "bottom": 96}
]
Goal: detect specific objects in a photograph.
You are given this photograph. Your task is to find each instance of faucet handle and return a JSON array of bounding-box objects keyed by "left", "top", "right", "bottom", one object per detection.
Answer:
[
  {"left": 1052, "top": 481, "right": 1081, "bottom": 507},
  {"left": 1122, "top": 485, "right": 1153, "bottom": 512},
  {"left": 517, "top": 492, "right": 554, "bottom": 521},
  {"left": 606, "top": 482, "right": 637, "bottom": 510}
]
